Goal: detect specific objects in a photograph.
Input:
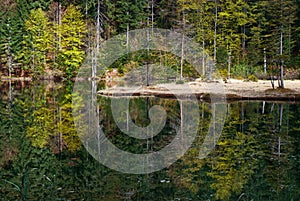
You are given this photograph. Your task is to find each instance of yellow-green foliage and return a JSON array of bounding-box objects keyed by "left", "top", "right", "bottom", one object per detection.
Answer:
[{"left": 247, "top": 74, "right": 258, "bottom": 82}]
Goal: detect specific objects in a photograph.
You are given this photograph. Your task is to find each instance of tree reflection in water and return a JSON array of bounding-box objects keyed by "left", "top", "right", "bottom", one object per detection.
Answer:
[{"left": 0, "top": 81, "right": 299, "bottom": 200}]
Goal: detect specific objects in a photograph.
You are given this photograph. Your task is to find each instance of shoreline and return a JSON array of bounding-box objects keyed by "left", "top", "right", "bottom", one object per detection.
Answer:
[{"left": 98, "top": 79, "right": 300, "bottom": 102}]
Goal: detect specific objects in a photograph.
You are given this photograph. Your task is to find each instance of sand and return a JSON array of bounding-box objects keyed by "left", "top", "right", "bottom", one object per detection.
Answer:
[{"left": 98, "top": 79, "right": 300, "bottom": 101}]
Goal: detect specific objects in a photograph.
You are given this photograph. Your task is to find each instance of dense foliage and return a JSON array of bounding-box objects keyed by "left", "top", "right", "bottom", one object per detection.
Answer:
[{"left": 0, "top": 0, "right": 299, "bottom": 79}]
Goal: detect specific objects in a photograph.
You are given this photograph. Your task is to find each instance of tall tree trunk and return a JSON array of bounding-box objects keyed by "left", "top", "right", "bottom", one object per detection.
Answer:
[
  {"left": 227, "top": 52, "right": 231, "bottom": 79},
  {"left": 264, "top": 48, "right": 267, "bottom": 73},
  {"left": 58, "top": 0, "right": 62, "bottom": 51},
  {"left": 96, "top": 0, "right": 100, "bottom": 52},
  {"left": 126, "top": 22, "right": 129, "bottom": 49},
  {"left": 213, "top": 0, "right": 218, "bottom": 63},
  {"left": 279, "top": 28, "right": 284, "bottom": 88},
  {"left": 279, "top": 0, "right": 284, "bottom": 88},
  {"left": 180, "top": 11, "right": 185, "bottom": 81},
  {"left": 151, "top": 0, "right": 154, "bottom": 33},
  {"left": 146, "top": 23, "right": 150, "bottom": 86},
  {"left": 202, "top": 39, "right": 205, "bottom": 77},
  {"left": 92, "top": 0, "right": 101, "bottom": 79}
]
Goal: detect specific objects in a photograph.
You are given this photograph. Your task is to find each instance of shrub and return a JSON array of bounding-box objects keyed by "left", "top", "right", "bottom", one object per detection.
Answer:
[
  {"left": 176, "top": 79, "right": 184, "bottom": 84},
  {"left": 247, "top": 74, "right": 258, "bottom": 82}
]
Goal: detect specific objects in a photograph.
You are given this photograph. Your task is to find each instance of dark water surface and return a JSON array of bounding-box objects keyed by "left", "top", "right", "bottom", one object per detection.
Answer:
[{"left": 0, "top": 81, "right": 299, "bottom": 200}]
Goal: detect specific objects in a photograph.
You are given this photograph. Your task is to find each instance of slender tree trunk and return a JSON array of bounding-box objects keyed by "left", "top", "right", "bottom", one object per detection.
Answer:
[
  {"left": 213, "top": 0, "right": 217, "bottom": 63},
  {"left": 126, "top": 22, "right": 129, "bottom": 49},
  {"left": 92, "top": 0, "right": 101, "bottom": 79},
  {"left": 227, "top": 52, "right": 231, "bottom": 79},
  {"left": 146, "top": 0, "right": 151, "bottom": 86},
  {"left": 202, "top": 40, "right": 205, "bottom": 77},
  {"left": 146, "top": 27, "right": 150, "bottom": 86},
  {"left": 264, "top": 48, "right": 267, "bottom": 73},
  {"left": 96, "top": 0, "right": 100, "bottom": 52},
  {"left": 242, "top": 24, "right": 246, "bottom": 59},
  {"left": 58, "top": 0, "right": 62, "bottom": 51},
  {"left": 270, "top": 64, "right": 275, "bottom": 89},
  {"left": 279, "top": 29, "right": 284, "bottom": 88},
  {"left": 180, "top": 11, "right": 185, "bottom": 81},
  {"left": 85, "top": 0, "right": 91, "bottom": 52},
  {"left": 151, "top": 0, "right": 154, "bottom": 33},
  {"left": 279, "top": 0, "right": 284, "bottom": 88},
  {"left": 288, "top": 23, "right": 291, "bottom": 57},
  {"left": 8, "top": 42, "right": 12, "bottom": 79}
]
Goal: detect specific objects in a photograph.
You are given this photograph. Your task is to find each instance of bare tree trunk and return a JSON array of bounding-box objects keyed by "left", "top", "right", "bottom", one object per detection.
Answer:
[
  {"left": 126, "top": 22, "right": 129, "bottom": 49},
  {"left": 151, "top": 0, "right": 154, "bottom": 34},
  {"left": 201, "top": 14, "right": 205, "bottom": 77},
  {"left": 264, "top": 48, "right": 267, "bottom": 73},
  {"left": 145, "top": 0, "right": 155, "bottom": 86},
  {"left": 213, "top": 0, "right": 218, "bottom": 63},
  {"left": 8, "top": 48, "right": 12, "bottom": 79},
  {"left": 180, "top": 11, "right": 185, "bottom": 81},
  {"left": 227, "top": 52, "right": 231, "bottom": 79},
  {"left": 270, "top": 64, "right": 275, "bottom": 89},
  {"left": 96, "top": 0, "right": 100, "bottom": 52},
  {"left": 58, "top": 0, "right": 62, "bottom": 51},
  {"left": 146, "top": 25, "right": 150, "bottom": 86},
  {"left": 92, "top": 0, "right": 101, "bottom": 79},
  {"left": 279, "top": 0, "right": 284, "bottom": 88},
  {"left": 279, "top": 29, "right": 284, "bottom": 88},
  {"left": 202, "top": 40, "right": 205, "bottom": 76},
  {"left": 242, "top": 24, "right": 246, "bottom": 59}
]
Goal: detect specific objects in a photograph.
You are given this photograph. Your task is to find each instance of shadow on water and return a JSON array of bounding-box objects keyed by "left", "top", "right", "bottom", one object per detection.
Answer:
[{"left": 0, "top": 81, "right": 299, "bottom": 200}]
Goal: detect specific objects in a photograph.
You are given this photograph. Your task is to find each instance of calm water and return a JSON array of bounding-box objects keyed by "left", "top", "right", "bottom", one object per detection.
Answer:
[{"left": 0, "top": 81, "right": 299, "bottom": 201}]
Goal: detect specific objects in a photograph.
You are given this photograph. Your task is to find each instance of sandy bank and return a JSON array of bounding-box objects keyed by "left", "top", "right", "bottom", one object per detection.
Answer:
[{"left": 98, "top": 79, "right": 300, "bottom": 101}]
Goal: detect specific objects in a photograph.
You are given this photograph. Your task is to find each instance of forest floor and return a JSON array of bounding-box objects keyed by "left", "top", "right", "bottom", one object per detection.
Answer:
[{"left": 98, "top": 79, "right": 300, "bottom": 101}]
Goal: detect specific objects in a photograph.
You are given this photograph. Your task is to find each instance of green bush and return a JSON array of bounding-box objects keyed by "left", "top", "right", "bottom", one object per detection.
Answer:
[
  {"left": 176, "top": 79, "right": 184, "bottom": 84},
  {"left": 247, "top": 74, "right": 258, "bottom": 82},
  {"left": 216, "top": 68, "right": 228, "bottom": 79}
]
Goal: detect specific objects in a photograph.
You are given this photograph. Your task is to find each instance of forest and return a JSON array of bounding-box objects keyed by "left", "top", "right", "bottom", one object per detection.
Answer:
[{"left": 0, "top": 0, "right": 300, "bottom": 81}]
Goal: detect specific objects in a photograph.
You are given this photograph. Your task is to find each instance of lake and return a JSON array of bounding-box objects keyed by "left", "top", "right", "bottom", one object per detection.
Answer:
[{"left": 0, "top": 80, "right": 299, "bottom": 200}]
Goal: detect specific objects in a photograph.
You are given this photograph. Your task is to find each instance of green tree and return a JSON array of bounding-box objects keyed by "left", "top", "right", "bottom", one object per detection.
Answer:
[
  {"left": 19, "top": 8, "right": 52, "bottom": 78},
  {"left": 178, "top": 0, "right": 216, "bottom": 76},
  {"left": 217, "top": 0, "right": 250, "bottom": 77},
  {"left": 57, "top": 4, "right": 87, "bottom": 79}
]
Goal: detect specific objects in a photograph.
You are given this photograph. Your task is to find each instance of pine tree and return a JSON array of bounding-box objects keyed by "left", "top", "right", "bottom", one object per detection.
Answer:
[
  {"left": 217, "top": 0, "right": 250, "bottom": 78},
  {"left": 267, "top": 0, "right": 296, "bottom": 88},
  {"left": 178, "top": 0, "right": 216, "bottom": 77}
]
